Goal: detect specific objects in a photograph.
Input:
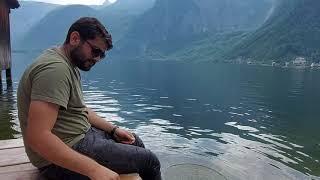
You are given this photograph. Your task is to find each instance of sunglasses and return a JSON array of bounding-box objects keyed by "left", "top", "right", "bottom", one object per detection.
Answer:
[{"left": 85, "top": 40, "right": 106, "bottom": 59}]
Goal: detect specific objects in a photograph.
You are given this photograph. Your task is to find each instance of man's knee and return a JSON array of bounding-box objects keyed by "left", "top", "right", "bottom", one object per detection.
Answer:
[
  {"left": 145, "top": 150, "right": 161, "bottom": 170},
  {"left": 139, "top": 150, "right": 161, "bottom": 180},
  {"left": 132, "top": 133, "right": 145, "bottom": 148}
]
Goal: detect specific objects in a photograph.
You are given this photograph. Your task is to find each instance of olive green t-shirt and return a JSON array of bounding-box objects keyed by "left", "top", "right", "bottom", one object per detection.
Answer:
[{"left": 17, "top": 47, "right": 91, "bottom": 168}]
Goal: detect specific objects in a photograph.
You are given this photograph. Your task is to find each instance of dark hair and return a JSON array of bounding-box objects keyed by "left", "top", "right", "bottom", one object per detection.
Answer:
[{"left": 64, "top": 17, "right": 113, "bottom": 50}]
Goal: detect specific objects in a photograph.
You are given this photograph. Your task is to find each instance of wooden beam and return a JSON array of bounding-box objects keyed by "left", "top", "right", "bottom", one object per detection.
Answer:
[
  {"left": 5, "top": 68, "right": 12, "bottom": 88},
  {"left": 0, "top": 70, "right": 2, "bottom": 92},
  {"left": 0, "top": 4, "right": 11, "bottom": 71}
]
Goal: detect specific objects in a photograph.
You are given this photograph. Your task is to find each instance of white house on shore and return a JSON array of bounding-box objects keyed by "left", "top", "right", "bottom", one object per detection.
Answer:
[
  {"left": 292, "top": 57, "right": 307, "bottom": 66},
  {"left": 311, "top": 62, "right": 320, "bottom": 68},
  {"left": 284, "top": 62, "right": 290, "bottom": 67}
]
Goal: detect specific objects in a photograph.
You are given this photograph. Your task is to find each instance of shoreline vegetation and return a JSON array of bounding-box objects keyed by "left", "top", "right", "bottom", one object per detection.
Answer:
[{"left": 12, "top": 50, "right": 320, "bottom": 70}]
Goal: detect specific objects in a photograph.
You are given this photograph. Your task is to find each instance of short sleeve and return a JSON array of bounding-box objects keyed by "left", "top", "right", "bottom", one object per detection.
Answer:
[{"left": 31, "top": 62, "right": 71, "bottom": 109}]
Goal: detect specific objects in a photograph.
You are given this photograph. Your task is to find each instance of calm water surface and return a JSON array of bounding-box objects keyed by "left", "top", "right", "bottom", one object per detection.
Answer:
[{"left": 1, "top": 53, "right": 320, "bottom": 179}]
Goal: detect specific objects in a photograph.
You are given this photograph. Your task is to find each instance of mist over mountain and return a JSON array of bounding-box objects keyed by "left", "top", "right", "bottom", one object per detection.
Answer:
[
  {"left": 10, "top": 1, "right": 58, "bottom": 47},
  {"left": 15, "top": 0, "right": 156, "bottom": 51},
  {"left": 17, "top": 5, "right": 97, "bottom": 50}
]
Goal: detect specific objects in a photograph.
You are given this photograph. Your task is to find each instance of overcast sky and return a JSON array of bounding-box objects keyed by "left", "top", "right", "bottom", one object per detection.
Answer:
[{"left": 21, "top": 0, "right": 116, "bottom": 5}]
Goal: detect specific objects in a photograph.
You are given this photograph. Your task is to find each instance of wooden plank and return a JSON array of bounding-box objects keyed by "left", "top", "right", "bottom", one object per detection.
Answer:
[
  {"left": 0, "top": 163, "right": 39, "bottom": 180},
  {"left": 0, "top": 163, "right": 36, "bottom": 174},
  {"left": 0, "top": 170, "right": 40, "bottom": 180},
  {"left": 0, "top": 139, "right": 24, "bottom": 150},
  {"left": 0, "top": 172, "right": 140, "bottom": 180},
  {"left": 0, "top": 139, "right": 141, "bottom": 179},
  {"left": 0, "top": 163, "right": 141, "bottom": 180},
  {"left": 0, "top": 147, "right": 29, "bottom": 167}
]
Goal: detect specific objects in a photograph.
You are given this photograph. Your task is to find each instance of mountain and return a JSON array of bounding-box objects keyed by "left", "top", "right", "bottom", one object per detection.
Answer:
[
  {"left": 16, "top": 0, "right": 156, "bottom": 51},
  {"left": 226, "top": 0, "right": 320, "bottom": 62},
  {"left": 17, "top": 5, "right": 97, "bottom": 50},
  {"left": 16, "top": 0, "right": 277, "bottom": 63},
  {"left": 97, "top": 0, "right": 156, "bottom": 42},
  {"left": 10, "top": 1, "right": 59, "bottom": 47},
  {"left": 115, "top": 0, "right": 273, "bottom": 59},
  {"left": 12, "top": 0, "right": 320, "bottom": 63}
]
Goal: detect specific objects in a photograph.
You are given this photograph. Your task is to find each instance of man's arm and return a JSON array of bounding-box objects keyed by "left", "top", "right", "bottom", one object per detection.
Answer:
[
  {"left": 87, "top": 108, "right": 135, "bottom": 144},
  {"left": 87, "top": 107, "right": 115, "bottom": 133},
  {"left": 26, "top": 101, "right": 120, "bottom": 180}
]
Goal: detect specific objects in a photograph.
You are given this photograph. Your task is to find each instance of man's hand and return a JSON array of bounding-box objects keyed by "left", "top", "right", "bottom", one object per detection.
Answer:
[
  {"left": 86, "top": 108, "right": 135, "bottom": 144},
  {"left": 114, "top": 128, "right": 135, "bottom": 144},
  {"left": 89, "top": 165, "right": 120, "bottom": 180}
]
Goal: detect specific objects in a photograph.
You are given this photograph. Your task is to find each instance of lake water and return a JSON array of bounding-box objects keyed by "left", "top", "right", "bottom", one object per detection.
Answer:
[{"left": 1, "top": 52, "right": 320, "bottom": 179}]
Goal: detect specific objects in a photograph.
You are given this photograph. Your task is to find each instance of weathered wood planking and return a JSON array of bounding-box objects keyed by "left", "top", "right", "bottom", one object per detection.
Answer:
[
  {"left": 0, "top": 139, "right": 141, "bottom": 180},
  {"left": 0, "top": 139, "right": 24, "bottom": 150}
]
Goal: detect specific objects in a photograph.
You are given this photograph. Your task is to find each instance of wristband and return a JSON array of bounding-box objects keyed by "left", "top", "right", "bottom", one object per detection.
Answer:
[{"left": 110, "top": 126, "right": 119, "bottom": 137}]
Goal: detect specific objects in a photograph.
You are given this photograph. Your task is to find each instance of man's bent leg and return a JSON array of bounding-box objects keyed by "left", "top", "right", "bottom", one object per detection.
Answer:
[
  {"left": 39, "top": 128, "right": 161, "bottom": 180},
  {"left": 75, "top": 128, "right": 161, "bottom": 180}
]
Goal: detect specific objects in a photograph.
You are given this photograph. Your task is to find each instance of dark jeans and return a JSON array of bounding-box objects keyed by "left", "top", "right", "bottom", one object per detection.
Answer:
[{"left": 39, "top": 127, "right": 161, "bottom": 180}]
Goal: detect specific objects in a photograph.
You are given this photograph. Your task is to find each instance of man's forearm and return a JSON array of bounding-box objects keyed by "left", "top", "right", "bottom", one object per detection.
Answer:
[
  {"left": 27, "top": 131, "right": 101, "bottom": 178},
  {"left": 87, "top": 108, "right": 115, "bottom": 133}
]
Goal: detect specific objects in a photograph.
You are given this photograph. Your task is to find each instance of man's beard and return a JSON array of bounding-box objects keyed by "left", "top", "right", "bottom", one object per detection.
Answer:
[{"left": 70, "top": 45, "right": 95, "bottom": 71}]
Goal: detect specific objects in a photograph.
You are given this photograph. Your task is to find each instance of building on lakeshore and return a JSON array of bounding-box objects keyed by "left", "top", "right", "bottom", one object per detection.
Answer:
[{"left": 292, "top": 57, "right": 307, "bottom": 67}]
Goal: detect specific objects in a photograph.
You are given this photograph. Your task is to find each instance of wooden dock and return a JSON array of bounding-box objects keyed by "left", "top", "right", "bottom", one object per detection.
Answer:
[{"left": 0, "top": 139, "right": 141, "bottom": 180}]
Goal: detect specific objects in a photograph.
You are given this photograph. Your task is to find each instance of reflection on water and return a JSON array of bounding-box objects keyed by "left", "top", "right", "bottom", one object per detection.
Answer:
[
  {"left": 81, "top": 76, "right": 320, "bottom": 179},
  {"left": 1, "top": 60, "right": 320, "bottom": 179},
  {"left": 0, "top": 83, "right": 20, "bottom": 139}
]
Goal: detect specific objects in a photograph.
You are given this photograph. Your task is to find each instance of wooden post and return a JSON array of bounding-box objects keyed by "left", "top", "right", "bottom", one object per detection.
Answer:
[
  {"left": 6, "top": 2, "right": 12, "bottom": 89},
  {"left": 1, "top": 0, "right": 18, "bottom": 91},
  {"left": 6, "top": 68, "right": 12, "bottom": 88},
  {"left": 0, "top": 70, "right": 2, "bottom": 92},
  {"left": 1, "top": 1, "right": 11, "bottom": 89}
]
